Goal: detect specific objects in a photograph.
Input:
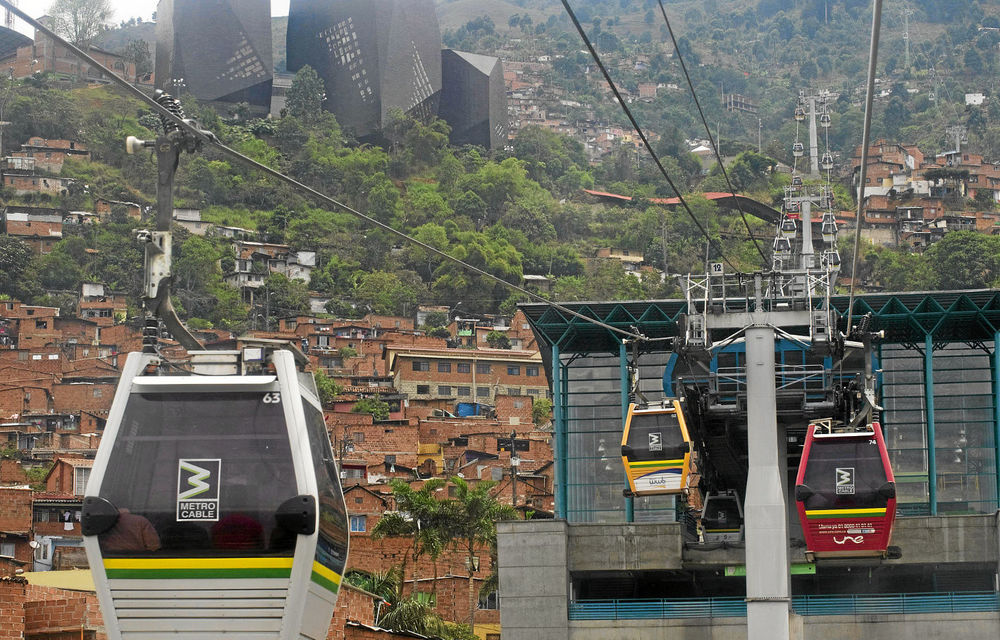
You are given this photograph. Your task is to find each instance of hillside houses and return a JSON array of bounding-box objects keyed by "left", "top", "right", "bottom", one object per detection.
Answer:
[
  {"left": 0, "top": 298, "right": 555, "bottom": 633},
  {"left": 848, "top": 138, "right": 1000, "bottom": 249}
]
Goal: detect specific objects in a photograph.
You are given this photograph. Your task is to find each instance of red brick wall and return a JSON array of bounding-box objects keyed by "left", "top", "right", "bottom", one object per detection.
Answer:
[
  {"left": 0, "top": 577, "right": 27, "bottom": 640},
  {"left": 24, "top": 584, "right": 104, "bottom": 640},
  {"left": 0, "top": 459, "right": 28, "bottom": 484},
  {"left": 0, "top": 487, "right": 32, "bottom": 533},
  {"left": 52, "top": 384, "right": 115, "bottom": 414},
  {"left": 405, "top": 575, "right": 500, "bottom": 627},
  {"left": 326, "top": 583, "right": 377, "bottom": 640}
]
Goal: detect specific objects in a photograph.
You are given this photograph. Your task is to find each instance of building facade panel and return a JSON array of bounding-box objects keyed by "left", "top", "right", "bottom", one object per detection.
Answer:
[
  {"left": 156, "top": 0, "right": 273, "bottom": 108},
  {"left": 287, "top": 0, "right": 442, "bottom": 139}
]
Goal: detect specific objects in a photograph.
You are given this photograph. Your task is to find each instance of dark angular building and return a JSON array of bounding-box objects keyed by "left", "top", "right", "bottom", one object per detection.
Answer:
[
  {"left": 155, "top": 0, "right": 273, "bottom": 109},
  {"left": 287, "top": 0, "right": 442, "bottom": 139},
  {"left": 439, "top": 49, "right": 507, "bottom": 150}
]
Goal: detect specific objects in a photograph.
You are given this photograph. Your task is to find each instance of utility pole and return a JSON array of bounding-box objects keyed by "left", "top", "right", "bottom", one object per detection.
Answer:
[
  {"left": 902, "top": 6, "right": 913, "bottom": 71},
  {"left": 509, "top": 430, "right": 518, "bottom": 510}
]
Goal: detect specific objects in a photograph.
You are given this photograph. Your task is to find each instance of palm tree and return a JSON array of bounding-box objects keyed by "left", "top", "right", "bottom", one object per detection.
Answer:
[
  {"left": 371, "top": 477, "right": 449, "bottom": 596},
  {"left": 445, "top": 476, "right": 517, "bottom": 633}
]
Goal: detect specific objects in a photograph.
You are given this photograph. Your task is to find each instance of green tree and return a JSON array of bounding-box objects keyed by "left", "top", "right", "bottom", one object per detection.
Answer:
[
  {"left": 49, "top": 0, "right": 112, "bottom": 47},
  {"left": 355, "top": 270, "right": 419, "bottom": 316},
  {"left": 0, "top": 236, "right": 40, "bottom": 300},
  {"left": 925, "top": 231, "right": 1000, "bottom": 289},
  {"left": 313, "top": 369, "right": 342, "bottom": 405},
  {"left": 372, "top": 478, "right": 450, "bottom": 592},
  {"left": 445, "top": 476, "right": 516, "bottom": 633},
  {"left": 285, "top": 65, "right": 326, "bottom": 121},
  {"left": 532, "top": 397, "right": 553, "bottom": 426},
  {"left": 122, "top": 39, "right": 152, "bottom": 82},
  {"left": 485, "top": 330, "right": 511, "bottom": 349},
  {"left": 352, "top": 396, "right": 390, "bottom": 421}
]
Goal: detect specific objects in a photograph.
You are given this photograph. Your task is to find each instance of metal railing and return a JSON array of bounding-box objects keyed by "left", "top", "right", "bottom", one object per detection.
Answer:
[{"left": 568, "top": 592, "right": 1000, "bottom": 620}]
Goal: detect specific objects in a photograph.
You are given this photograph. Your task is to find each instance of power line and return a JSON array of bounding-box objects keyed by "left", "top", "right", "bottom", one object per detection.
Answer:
[
  {"left": 0, "top": 0, "right": 647, "bottom": 343},
  {"left": 847, "top": 0, "right": 884, "bottom": 336},
  {"left": 557, "top": 0, "right": 741, "bottom": 273},
  {"left": 656, "top": 0, "right": 769, "bottom": 266}
]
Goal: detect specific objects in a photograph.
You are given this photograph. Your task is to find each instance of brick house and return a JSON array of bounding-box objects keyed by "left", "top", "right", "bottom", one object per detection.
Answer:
[
  {"left": 94, "top": 198, "right": 142, "bottom": 221},
  {"left": 385, "top": 346, "right": 548, "bottom": 409},
  {"left": 43, "top": 457, "right": 92, "bottom": 497},
  {"left": 1, "top": 207, "right": 63, "bottom": 255},
  {"left": 9, "top": 137, "right": 89, "bottom": 174},
  {"left": 78, "top": 283, "right": 127, "bottom": 327},
  {"left": 2, "top": 173, "right": 76, "bottom": 197},
  {"left": 0, "top": 21, "right": 136, "bottom": 82}
]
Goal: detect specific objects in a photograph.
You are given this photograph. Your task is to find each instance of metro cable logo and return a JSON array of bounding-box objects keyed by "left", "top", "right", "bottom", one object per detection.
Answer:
[
  {"left": 835, "top": 467, "right": 855, "bottom": 495},
  {"left": 648, "top": 432, "right": 662, "bottom": 452},
  {"left": 177, "top": 459, "right": 221, "bottom": 521}
]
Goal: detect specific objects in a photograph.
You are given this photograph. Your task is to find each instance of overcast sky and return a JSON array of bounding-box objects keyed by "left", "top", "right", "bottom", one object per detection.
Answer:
[{"left": 11, "top": 1, "right": 290, "bottom": 32}]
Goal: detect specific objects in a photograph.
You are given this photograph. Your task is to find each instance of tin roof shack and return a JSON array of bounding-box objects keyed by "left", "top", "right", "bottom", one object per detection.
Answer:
[
  {"left": 172, "top": 208, "right": 209, "bottom": 235},
  {"left": 1, "top": 208, "right": 62, "bottom": 255}
]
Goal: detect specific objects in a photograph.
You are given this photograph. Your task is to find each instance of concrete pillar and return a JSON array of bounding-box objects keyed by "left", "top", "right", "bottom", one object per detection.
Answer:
[
  {"left": 498, "top": 520, "right": 570, "bottom": 640},
  {"left": 744, "top": 325, "right": 791, "bottom": 640}
]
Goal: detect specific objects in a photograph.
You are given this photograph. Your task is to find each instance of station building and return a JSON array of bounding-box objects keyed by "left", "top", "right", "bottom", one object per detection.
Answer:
[{"left": 499, "top": 292, "right": 1000, "bottom": 640}]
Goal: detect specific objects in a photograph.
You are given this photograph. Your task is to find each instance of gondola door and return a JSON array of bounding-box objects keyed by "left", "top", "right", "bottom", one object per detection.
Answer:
[{"left": 794, "top": 421, "right": 896, "bottom": 560}]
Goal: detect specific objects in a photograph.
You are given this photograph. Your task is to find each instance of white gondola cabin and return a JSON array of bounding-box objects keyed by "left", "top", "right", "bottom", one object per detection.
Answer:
[
  {"left": 620, "top": 399, "right": 692, "bottom": 496},
  {"left": 82, "top": 348, "right": 348, "bottom": 639}
]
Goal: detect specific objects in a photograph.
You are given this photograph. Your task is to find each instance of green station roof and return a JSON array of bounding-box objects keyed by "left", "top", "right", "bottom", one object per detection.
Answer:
[{"left": 520, "top": 289, "right": 1000, "bottom": 353}]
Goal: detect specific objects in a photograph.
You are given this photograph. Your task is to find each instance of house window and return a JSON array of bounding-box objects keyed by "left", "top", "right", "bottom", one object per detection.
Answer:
[
  {"left": 35, "top": 320, "right": 47, "bottom": 329},
  {"left": 354, "top": 497, "right": 364, "bottom": 504},
  {"left": 477, "top": 386, "right": 489, "bottom": 397},
  {"left": 526, "top": 366, "right": 539, "bottom": 377},
  {"left": 0, "top": 542, "right": 14, "bottom": 558},
  {"left": 412, "top": 361, "right": 430, "bottom": 372},
  {"left": 438, "top": 385, "right": 452, "bottom": 396},
  {"left": 353, "top": 432, "right": 364, "bottom": 443},
  {"left": 507, "top": 365, "right": 521, "bottom": 375},
  {"left": 476, "top": 363, "right": 491, "bottom": 374},
  {"left": 416, "top": 385, "right": 430, "bottom": 394},
  {"left": 74, "top": 466, "right": 91, "bottom": 496},
  {"left": 384, "top": 455, "right": 396, "bottom": 464},
  {"left": 349, "top": 515, "right": 366, "bottom": 532},
  {"left": 479, "top": 591, "right": 499, "bottom": 610},
  {"left": 457, "top": 362, "right": 471, "bottom": 373},
  {"left": 93, "top": 388, "right": 102, "bottom": 397},
  {"left": 526, "top": 389, "right": 540, "bottom": 396},
  {"left": 437, "top": 362, "right": 451, "bottom": 372},
  {"left": 508, "top": 387, "right": 521, "bottom": 396},
  {"left": 457, "top": 386, "right": 471, "bottom": 397},
  {"left": 513, "top": 399, "right": 525, "bottom": 409}
]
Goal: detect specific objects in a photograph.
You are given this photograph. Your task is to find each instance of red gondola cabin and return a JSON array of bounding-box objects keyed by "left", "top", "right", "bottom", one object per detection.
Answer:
[{"left": 794, "top": 420, "right": 896, "bottom": 560}]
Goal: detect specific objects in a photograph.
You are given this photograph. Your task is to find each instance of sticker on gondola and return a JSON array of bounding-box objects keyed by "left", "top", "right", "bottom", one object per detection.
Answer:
[
  {"left": 835, "top": 467, "right": 855, "bottom": 495},
  {"left": 648, "top": 432, "right": 662, "bottom": 452},
  {"left": 177, "top": 458, "right": 221, "bottom": 521}
]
